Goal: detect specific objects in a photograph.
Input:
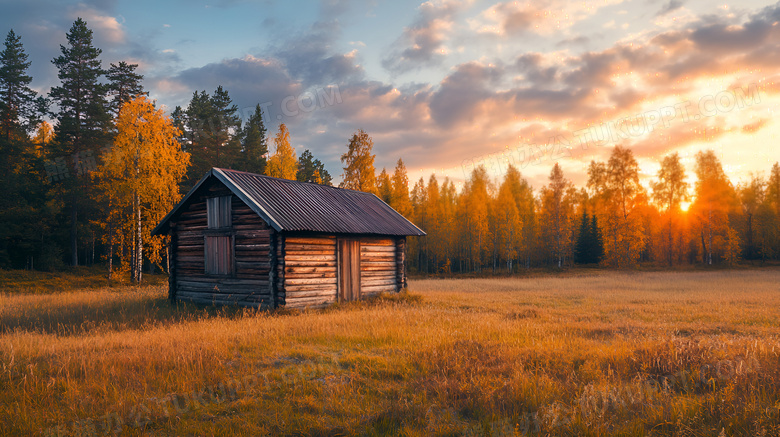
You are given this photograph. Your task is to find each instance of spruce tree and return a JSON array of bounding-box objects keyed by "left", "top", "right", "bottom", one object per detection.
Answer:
[
  {"left": 296, "top": 149, "right": 332, "bottom": 185},
  {"left": 574, "top": 210, "right": 590, "bottom": 264},
  {"left": 238, "top": 104, "right": 268, "bottom": 174},
  {"left": 590, "top": 214, "right": 604, "bottom": 264},
  {"left": 50, "top": 18, "right": 110, "bottom": 266},
  {"left": 0, "top": 29, "right": 38, "bottom": 141},
  {"left": 183, "top": 87, "right": 241, "bottom": 182},
  {"left": 106, "top": 61, "right": 145, "bottom": 116},
  {"left": 0, "top": 30, "right": 51, "bottom": 269}
]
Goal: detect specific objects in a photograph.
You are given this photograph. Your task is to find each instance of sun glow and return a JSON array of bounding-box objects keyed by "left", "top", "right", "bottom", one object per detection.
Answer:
[{"left": 680, "top": 201, "right": 691, "bottom": 212}]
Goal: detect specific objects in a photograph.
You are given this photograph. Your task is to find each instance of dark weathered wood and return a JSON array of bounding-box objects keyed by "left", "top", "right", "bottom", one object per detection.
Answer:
[{"left": 168, "top": 224, "right": 177, "bottom": 303}]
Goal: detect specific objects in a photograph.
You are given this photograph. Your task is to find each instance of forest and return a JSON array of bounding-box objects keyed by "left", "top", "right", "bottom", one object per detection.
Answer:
[{"left": 1, "top": 19, "right": 779, "bottom": 279}]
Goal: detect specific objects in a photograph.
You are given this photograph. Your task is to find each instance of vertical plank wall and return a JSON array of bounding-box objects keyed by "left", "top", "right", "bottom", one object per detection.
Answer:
[{"left": 282, "top": 235, "right": 338, "bottom": 308}]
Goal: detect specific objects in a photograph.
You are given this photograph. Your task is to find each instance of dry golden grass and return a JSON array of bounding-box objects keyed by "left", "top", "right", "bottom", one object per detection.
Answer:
[
  {"left": 0, "top": 266, "right": 167, "bottom": 294},
  {"left": 1, "top": 269, "right": 779, "bottom": 436}
]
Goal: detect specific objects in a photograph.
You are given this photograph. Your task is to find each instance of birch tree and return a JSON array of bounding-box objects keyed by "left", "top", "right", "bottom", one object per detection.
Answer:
[{"left": 95, "top": 96, "right": 189, "bottom": 283}]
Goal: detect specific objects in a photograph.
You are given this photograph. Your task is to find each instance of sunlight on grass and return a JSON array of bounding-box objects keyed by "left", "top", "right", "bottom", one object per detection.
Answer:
[{"left": 1, "top": 269, "right": 779, "bottom": 436}]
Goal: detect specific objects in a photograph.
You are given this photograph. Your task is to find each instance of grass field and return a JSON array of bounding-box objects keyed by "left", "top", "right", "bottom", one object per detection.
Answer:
[{"left": 1, "top": 269, "right": 779, "bottom": 436}]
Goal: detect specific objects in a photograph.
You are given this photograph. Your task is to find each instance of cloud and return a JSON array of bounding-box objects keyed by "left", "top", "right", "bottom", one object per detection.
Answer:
[
  {"left": 469, "top": 0, "right": 623, "bottom": 37},
  {"left": 555, "top": 35, "right": 591, "bottom": 48},
  {"left": 271, "top": 20, "right": 364, "bottom": 88},
  {"left": 0, "top": 0, "right": 125, "bottom": 90},
  {"left": 71, "top": 6, "right": 126, "bottom": 44},
  {"left": 159, "top": 55, "right": 301, "bottom": 112},
  {"left": 381, "top": 0, "right": 463, "bottom": 74},
  {"left": 656, "top": 0, "right": 685, "bottom": 17}
]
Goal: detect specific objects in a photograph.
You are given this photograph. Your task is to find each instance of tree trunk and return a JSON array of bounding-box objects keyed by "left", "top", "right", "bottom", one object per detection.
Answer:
[
  {"left": 70, "top": 198, "right": 78, "bottom": 266},
  {"left": 707, "top": 216, "right": 713, "bottom": 265},
  {"left": 700, "top": 229, "right": 707, "bottom": 264},
  {"left": 108, "top": 239, "right": 113, "bottom": 282},
  {"left": 668, "top": 212, "right": 674, "bottom": 267},
  {"left": 134, "top": 190, "right": 143, "bottom": 283}
]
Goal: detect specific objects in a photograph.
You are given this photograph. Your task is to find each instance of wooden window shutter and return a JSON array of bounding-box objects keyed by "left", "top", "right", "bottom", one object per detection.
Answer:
[
  {"left": 205, "top": 196, "right": 233, "bottom": 275},
  {"left": 205, "top": 235, "right": 233, "bottom": 275},
  {"left": 207, "top": 196, "right": 232, "bottom": 229}
]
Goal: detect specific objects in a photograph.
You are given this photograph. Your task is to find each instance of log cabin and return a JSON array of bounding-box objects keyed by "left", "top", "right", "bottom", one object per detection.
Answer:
[{"left": 151, "top": 168, "right": 425, "bottom": 309}]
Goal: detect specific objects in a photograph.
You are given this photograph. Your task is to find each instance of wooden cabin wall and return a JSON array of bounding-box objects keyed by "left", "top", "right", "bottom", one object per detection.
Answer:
[
  {"left": 360, "top": 238, "right": 398, "bottom": 296},
  {"left": 282, "top": 235, "right": 338, "bottom": 308},
  {"left": 172, "top": 183, "right": 274, "bottom": 307}
]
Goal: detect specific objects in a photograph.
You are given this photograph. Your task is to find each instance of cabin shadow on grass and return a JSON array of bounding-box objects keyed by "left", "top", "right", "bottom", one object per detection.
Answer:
[
  {"left": 0, "top": 286, "right": 424, "bottom": 337},
  {"left": 0, "top": 286, "right": 253, "bottom": 336}
]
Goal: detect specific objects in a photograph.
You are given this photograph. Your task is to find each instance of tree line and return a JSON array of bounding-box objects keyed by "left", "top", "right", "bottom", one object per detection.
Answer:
[
  {"left": 2, "top": 19, "right": 779, "bottom": 279},
  {"left": 0, "top": 19, "right": 334, "bottom": 276},
  {"left": 398, "top": 149, "right": 780, "bottom": 273}
]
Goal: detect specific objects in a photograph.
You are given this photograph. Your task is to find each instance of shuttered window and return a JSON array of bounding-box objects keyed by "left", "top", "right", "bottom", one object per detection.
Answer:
[
  {"left": 207, "top": 196, "right": 232, "bottom": 229},
  {"left": 205, "top": 235, "right": 233, "bottom": 275},
  {"left": 205, "top": 196, "right": 233, "bottom": 275}
]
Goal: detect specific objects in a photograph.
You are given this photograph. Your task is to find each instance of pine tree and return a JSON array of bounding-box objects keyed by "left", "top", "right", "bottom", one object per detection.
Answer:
[
  {"left": 0, "top": 30, "right": 51, "bottom": 269},
  {"left": 237, "top": 104, "right": 267, "bottom": 174},
  {"left": 265, "top": 123, "right": 297, "bottom": 180},
  {"left": 340, "top": 129, "right": 376, "bottom": 193},
  {"left": 0, "top": 29, "right": 39, "bottom": 141},
  {"left": 296, "top": 149, "right": 331, "bottom": 185},
  {"left": 106, "top": 61, "right": 145, "bottom": 116},
  {"left": 183, "top": 87, "right": 241, "bottom": 182},
  {"left": 50, "top": 18, "right": 111, "bottom": 266}
]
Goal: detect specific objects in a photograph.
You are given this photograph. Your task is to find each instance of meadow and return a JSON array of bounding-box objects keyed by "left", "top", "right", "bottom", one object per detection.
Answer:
[{"left": 1, "top": 269, "right": 779, "bottom": 436}]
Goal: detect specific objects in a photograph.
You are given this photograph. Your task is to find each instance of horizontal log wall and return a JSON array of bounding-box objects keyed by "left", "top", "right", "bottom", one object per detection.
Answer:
[
  {"left": 282, "top": 235, "right": 338, "bottom": 309},
  {"left": 174, "top": 182, "right": 274, "bottom": 308},
  {"left": 360, "top": 238, "right": 398, "bottom": 296}
]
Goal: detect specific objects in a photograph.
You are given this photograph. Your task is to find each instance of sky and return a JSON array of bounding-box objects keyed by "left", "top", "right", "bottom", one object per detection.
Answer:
[{"left": 2, "top": 0, "right": 780, "bottom": 190}]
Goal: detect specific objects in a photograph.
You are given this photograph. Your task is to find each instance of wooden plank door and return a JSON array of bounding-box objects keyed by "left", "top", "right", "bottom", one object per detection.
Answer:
[{"left": 338, "top": 238, "right": 361, "bottom": 301}]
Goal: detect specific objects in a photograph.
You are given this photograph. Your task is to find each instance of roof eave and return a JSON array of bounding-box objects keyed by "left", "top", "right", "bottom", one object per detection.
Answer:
[
  {"left": 150, "top": 169, "right": 215, "bottom": 236},
  {"left": 212, "top": 168, "right": 283, "bottom": 232}
]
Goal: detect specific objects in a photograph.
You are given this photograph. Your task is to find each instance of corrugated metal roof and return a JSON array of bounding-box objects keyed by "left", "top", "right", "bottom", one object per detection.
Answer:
[{"left": 152, "top": 168, "right": 426, "bottom": 236}]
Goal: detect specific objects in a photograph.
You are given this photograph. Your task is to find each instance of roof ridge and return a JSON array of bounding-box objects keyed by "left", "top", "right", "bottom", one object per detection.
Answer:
[{"left": 215, "top": 167, "right": 377, "bottom": 196}]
